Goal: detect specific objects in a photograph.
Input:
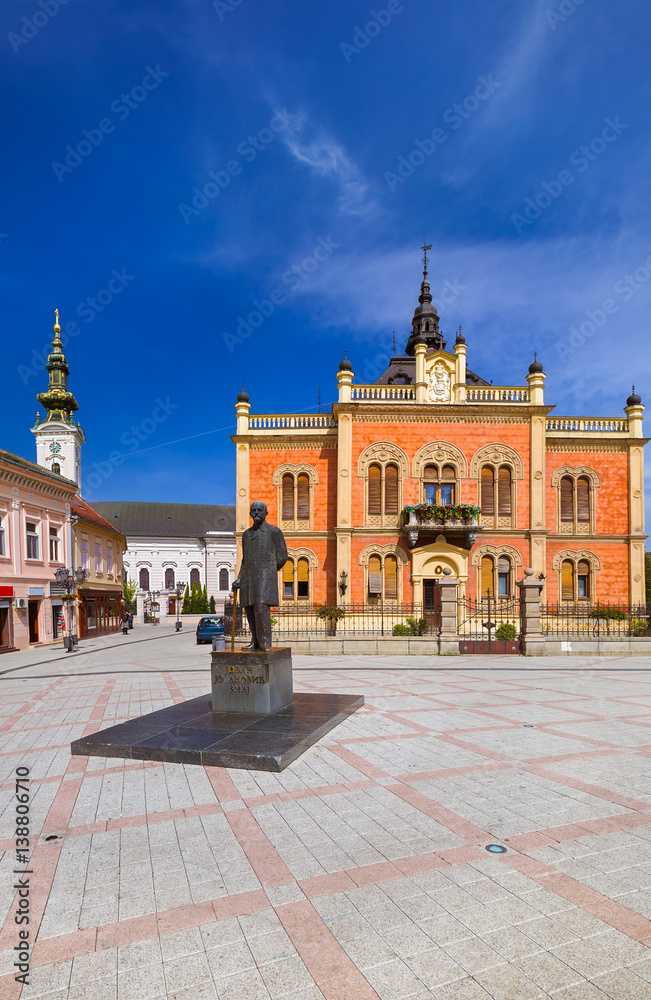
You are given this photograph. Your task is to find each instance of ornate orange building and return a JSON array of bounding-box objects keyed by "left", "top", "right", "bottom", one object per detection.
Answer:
[{"left": 233, "top": 261, "right": 647, "bottom": 611}]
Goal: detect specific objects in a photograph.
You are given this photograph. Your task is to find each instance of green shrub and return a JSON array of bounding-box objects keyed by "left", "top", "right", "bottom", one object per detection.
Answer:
[
  {"left": 495, "top": 623, "right": 517, "bottom": 640},
  {"left": 392, "top": 623, "right": 411, "bottom": 636},
  {"left": 315, "top": 605, "right": 346, "bottom": 621},
  {"left": 589, "top": 606, "right": 627, "bottom": 621},
  {"left": 630, "top": 617, "right": 649, "bottom": 636},
  {"left": 406, "top": 616, "right": 428, "bottom": 636}
]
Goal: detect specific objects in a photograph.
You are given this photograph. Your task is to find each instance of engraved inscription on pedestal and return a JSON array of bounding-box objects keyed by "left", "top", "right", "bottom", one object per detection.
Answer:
[{"left": 211, "top": 647, "right": 293, "bottom": 715}]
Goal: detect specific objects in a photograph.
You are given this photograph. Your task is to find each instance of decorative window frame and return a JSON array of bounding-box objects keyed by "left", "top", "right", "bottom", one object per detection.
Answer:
[
  {"left": 552, "top": 549, "right": 600, "bottom": 604},
  {"left": 358, "top": 442, "right": 409, "bottom": 528},
  {"left": 470, "top": 443, "right": 523, "bottom": 530},
  {"left": 273, "top": 463, "right": 319, "bottom": 532},
  {"left": 471, "top": 543, "right": 522, "bottom": 601},
  {"left": 550, "top": 466, "right": 600, "bottom": 536},
  {"left": 359, "top": 543, "right": 408, "bottom": 603},
  {"left": 281, "top": 547, "right": 318, "bottom": 602},
  {"left": 412, "top": 441, "right": 468, "bottom": 479}
]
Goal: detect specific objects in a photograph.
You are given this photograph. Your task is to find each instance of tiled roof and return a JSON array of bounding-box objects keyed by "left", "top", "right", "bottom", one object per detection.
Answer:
[
  {"left": 72, "top": 497, "right": 126, "bottom": 541},
  {"left": 92, "top": 502, "right": 236, "bottom": 538}
]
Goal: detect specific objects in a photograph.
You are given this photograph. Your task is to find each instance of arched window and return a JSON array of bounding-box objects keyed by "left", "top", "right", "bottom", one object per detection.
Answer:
[
  {"left": 481, "top": 467, "right": 494, "bottom": 515},
  {"left": 282, "top": 474, "right": 294, "bottom": 520},
  {"left": 297, "top": 475, "right": 310, "bottom": 520},
  {"left": 384, "top": 555, "right": 398, "bottom": 599},
  {"left": 219, "top": 568, "right": 229, "bottom": 591},
  {"left": 283, "top": 561, "right": 294, "bottom": 599},
  {"left": 560, "top": 477, "right": 574, "bottom": 522},
  {"left": 189, "top": 568, "right": 200, "bottom": 588},
  {"left": 480, "top": 465, "right": 514, "bottom": 526},
  {"left": 384, "top": 464, "right": 399, "bottom": 515},
  {"left": 368, "top": 464, "right": 382, "bottom": 516},
  {"left": 561, "top": 560, "right": 574, "bottom": 601},
  {"left": 422, "top": 464, "right": 456, "bottom": 505},
  {"left": 497, "top": 556, "right": 511, "bottom": 597},
  {"left": 297, "top": 558, "right": 309, "bottom": 598},
  {"left": 52, "top": 462, "right": 61, "bottom": 475},
  {"left": 577, "top": 559, "right": 590, "bottom": 599},
  {"left": 498, "top": 467, "right": 512, "bottom": 516},
  {"left": 139, "top": 568, "right": 150, "bottom": 591},
  {"left": 164, "top": 568, "right": 175, "bottom": 589},
  {"left": 480, "top": 555, "right": 494, "bottom": 598},
  {"left": 577, "top": 478, "right": 590, "bottom": 523},
  {"left": 368, "top": 555, "right": 382, "bottom": 597}
]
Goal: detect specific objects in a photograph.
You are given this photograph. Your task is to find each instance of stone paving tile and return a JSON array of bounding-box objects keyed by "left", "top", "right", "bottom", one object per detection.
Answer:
[{"left": 2, "top": 642, "right": 651, "bottom": 998}]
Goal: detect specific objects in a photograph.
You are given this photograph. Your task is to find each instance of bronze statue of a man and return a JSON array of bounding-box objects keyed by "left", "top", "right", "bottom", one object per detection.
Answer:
[{"left": 233, "top": 501, "right": 288, "bottom": 651}]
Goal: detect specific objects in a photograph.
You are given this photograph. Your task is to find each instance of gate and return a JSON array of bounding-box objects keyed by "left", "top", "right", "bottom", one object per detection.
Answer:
[
  {"left": 423, "top": 580, "right": 442, "bottom": 632},
  {"left": 458, "top": 593, "right": 520, "bottom": 653}
]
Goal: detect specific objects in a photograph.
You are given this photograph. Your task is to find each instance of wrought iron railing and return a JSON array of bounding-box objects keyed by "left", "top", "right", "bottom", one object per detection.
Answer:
[
  {"left": 541, "top": 603, "right": 651, "bottom": 637},
  {"left": 457, "top": 595, "right": 520, "bottom": 640},
  {"left": 224, "top": 602, "right": 436, "bottom": 638}
]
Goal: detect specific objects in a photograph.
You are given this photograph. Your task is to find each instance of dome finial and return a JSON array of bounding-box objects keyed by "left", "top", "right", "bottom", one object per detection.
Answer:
[
  {"left": 237, "top": 382, "right": 249, "bottom": 403},
  {"left": 338, "top": 349, "right": 352, "bottom": 372},
  {"left": 420, "top": 241, "right": 432, "bottom": 280},
  {"left": 529, "top": 353, "right": 544, "bottom": 374},
  {"left": 627, "top": 385, "right": 642, "bottom": 406},
  {"left": 455, "top": 324, "right": 465, "bottom": 345}
]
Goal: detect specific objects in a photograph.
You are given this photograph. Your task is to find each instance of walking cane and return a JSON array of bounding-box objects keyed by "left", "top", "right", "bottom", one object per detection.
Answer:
[{"left": 231, "top": 588, "right": 238, "bottom": 653}]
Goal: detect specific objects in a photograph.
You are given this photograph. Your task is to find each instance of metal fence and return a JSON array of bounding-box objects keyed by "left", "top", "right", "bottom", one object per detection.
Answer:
[
  {"left": 224, "top": 603, "right": 436, "bottom": 638},
  {"left": 457, "top": 596, "right": 520, "bottom": 640},
  {"left": 541, "top": 603, "right": 651, "bottom": 637}
]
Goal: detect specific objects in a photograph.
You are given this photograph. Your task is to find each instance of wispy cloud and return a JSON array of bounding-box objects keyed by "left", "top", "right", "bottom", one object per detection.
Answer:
[{"left": 282, "top": 116, "right": 372, "bottom": 215}]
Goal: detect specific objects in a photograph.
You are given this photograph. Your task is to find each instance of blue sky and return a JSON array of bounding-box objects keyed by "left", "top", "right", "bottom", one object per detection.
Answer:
[{"left": 4, "top": 0, "right": 651, "bottom": 510}]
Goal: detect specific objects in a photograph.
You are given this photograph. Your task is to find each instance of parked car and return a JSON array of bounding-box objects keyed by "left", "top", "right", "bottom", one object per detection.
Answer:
[{"left": 196, "top": 616, "right": 225, "bottom": 644}]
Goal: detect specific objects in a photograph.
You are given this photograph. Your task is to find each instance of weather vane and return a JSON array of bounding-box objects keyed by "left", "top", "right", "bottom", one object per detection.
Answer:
[{"left": 420, "top": 242, "right": 432, "bottom": 277}]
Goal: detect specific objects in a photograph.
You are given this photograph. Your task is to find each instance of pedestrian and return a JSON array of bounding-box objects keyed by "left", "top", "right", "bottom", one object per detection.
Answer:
[
  {"left": 128, "top": 612, "right": 134, "bottom": 629},
  {"left": 121, "top": 612, "right": 130, "bottom": 636}
]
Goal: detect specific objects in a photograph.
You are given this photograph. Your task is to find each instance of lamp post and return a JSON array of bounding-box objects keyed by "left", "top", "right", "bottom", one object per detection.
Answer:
[
  {"left": 54, "top": 566, "right": 89, "bottom": 651},
  {"left": 174, "top": 581, "right": 186, "bottom": 632},
  {"left": 147, "top": 590, "right": 161, "bottom": 625}
]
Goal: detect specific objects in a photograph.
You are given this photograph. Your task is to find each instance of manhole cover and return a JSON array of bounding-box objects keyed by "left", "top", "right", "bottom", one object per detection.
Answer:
[{"left": 485, "top": 844, "right": 507, "bottom": 854}]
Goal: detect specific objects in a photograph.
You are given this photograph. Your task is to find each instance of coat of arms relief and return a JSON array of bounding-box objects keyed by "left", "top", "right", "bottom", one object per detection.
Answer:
[{"left": 428, "top": 362, "right": 451, "bottom": 403}]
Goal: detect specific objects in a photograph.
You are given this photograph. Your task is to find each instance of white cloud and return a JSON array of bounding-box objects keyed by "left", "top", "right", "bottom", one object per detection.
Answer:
[{"left": 282, "top": 117, "right": 372, "bottom": 215}]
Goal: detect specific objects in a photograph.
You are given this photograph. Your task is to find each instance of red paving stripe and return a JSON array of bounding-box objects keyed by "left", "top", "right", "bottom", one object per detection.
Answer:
[
  {"left": 433, "top": 733, "right": 514, "bottom": 763},
  {"left": 275, "top": 898, "right": 381, "bottom": 1000},
  {"left": 204, "top": 766, "right": 242, "bottom": 802},
  {"left": 390, "top": 781, "right": 493, "bottom": 843},
  {"left": 525, "top": 748, "right": 624, "bottom": 765},
  {"left": 299, "top": 870, "right": 358, "bottom": 898},
  {"left": 225, "top": 808, "right": 294, "bottom": 887},
  {"left": 326, "top": 744, "right": 389, "bottom": 779},
  {"left": 504, "top": 854, "right": 651, "bottom": 946},
  {"left": 396, "top": 762, "right": 511, "bottom": 783},
  {"left": 162, "top": 671, "right": 186, "bottom": 704},
  {"left": 527, "top": 764, "right": 650, "bottom": 812}
]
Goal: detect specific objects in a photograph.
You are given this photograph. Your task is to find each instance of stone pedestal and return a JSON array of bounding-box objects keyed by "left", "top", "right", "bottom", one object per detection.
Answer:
[
  {"left": 211, "top": 647, "right": 293, "bottom": 714},
  {"left": 518, "top": 574, "right": 545, "bottom": 656}
]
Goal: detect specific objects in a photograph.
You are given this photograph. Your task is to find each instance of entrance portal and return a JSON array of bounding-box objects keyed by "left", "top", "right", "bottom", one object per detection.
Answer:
[
  {"left": 423, "top": 579, "right": 442, "bottom": 631},
  {"left": 28, "top": 601, "right": 39, "bottom": 643}
]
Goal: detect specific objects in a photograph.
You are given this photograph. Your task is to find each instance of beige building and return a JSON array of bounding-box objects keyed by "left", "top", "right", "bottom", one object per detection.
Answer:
[
  {"left": 71, "top": 496, "right": 126, "bottom": 637},
  {"left": 0, "top": 450, "right": 78, "bottom": 651}
]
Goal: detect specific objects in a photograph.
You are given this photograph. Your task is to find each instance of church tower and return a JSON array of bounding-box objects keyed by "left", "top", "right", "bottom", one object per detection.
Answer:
[{"left": 32, "top": 310, "right": 85, "bottom": 486}]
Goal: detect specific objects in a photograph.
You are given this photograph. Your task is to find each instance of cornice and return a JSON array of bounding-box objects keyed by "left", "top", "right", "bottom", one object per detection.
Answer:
[
  {"left": 545, "top": 441, "right": 629, "bottom": 453},
  {"left": 0, "top": 469, "right": 77, "bottom": 502},
  {"left": 334, "top": 403, "right": 554, "bottom": 419}
]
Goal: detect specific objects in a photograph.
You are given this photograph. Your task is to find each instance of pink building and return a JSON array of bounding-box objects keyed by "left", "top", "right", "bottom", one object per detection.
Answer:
[{"left": 0, "top": 450, "right": 78, "bottom": 652}]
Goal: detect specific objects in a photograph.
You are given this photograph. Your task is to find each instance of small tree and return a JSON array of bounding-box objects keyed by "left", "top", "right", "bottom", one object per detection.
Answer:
[
  {"left": 190, "top": 583, "right": 200, "bottom": 613},
  {"left": 123, "top": 577, "right": 138, "bottom": 614},
  {"left": 202, "top": 584, "right": 209, "bottom": 613},
  {"left": 182, "top": 583, "right": 191, "bottom": 614},
  {"left": 209, "top": 595, "right": 216, "bottom": 613}
]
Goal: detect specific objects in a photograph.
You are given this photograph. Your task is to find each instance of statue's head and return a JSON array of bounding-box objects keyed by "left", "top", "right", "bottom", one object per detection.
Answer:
[{"left": 249, "top": 501, "right": 268, "bottom": 526}]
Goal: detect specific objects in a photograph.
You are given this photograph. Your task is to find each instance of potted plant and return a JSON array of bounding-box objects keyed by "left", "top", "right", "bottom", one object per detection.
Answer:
[{"left": 315, "top": 605, "right": 346, "bottom": 636}]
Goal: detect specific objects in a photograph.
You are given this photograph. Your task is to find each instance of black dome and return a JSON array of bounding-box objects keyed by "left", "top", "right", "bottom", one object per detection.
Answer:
[
  {"left": 455, "top": 330, "right": 466, "bottom": 345},
  {"left": 528, "top": 354, "right": 544, "bottom": 374},
  {"left": 236, "top": 389, "right": 249, "bottom": 402},
  {"left": 338, "top": 357, "right": 353, "bottom": 371},
  {"left": 627, "top": 386, "right": 642, "bottom": 406}
]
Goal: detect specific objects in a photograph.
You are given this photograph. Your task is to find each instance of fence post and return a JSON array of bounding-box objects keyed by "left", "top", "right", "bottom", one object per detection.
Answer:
[
  {"left": 517, "top": 569, "right": 545, "bottom": 655},
  {"left": 439, "top": 577, "right": 459, "bottom": 654}
]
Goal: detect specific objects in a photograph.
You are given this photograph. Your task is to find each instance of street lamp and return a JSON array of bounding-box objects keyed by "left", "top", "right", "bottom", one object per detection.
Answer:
[
  {"left": 54, "top": 566, "right": 89, "bottom": 651},
  {"left": 146, "top": 590, "right": 161, "bottom": 625},
  {"left": 174, "top": 581, "right": 186, "bottom": 632}
]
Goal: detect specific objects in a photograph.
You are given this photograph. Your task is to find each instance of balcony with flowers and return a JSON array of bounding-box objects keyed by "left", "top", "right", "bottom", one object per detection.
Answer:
[{"left": 402, "top": 503, "right": 481, "bottom": 549}]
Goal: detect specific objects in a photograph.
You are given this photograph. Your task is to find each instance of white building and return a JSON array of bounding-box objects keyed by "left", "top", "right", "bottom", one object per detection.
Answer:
[{"left": 93, "top": 502, "right": 236, "bottom": 619}]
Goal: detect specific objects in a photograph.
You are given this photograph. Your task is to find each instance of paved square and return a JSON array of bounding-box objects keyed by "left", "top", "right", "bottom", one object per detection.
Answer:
[{"left": 1, "top": 629, "right": 651, "bottom": 998}]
